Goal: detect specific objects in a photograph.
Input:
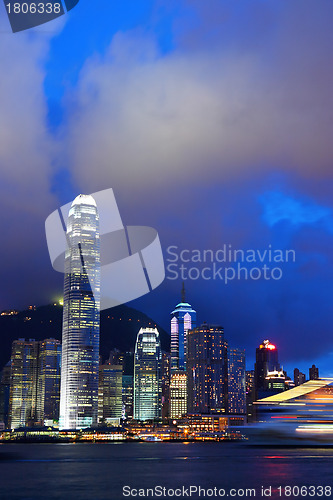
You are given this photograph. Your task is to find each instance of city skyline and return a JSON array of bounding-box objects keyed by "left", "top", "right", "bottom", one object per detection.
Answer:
[
  {"left": 0, "top": 297, "right": 326, "bottom": 380},
  {"left": 0, "top": 1, "right": 332, "bottom": 379},
  {"left": 1, "top": 1, "right": 332, "bottom": 497},
  {"left": 0, "top": 290, "right": 325, "bottom": 430}
]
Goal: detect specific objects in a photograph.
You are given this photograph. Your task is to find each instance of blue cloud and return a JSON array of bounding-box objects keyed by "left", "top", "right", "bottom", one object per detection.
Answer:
[{"left": 260, "top": 191, "right": 333, "bottom": 230}]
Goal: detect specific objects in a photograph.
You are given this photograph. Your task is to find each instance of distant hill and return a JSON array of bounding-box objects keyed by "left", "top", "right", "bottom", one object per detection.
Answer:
[{"left": 0, "top": 304, "right": 170, "bottom": 369}]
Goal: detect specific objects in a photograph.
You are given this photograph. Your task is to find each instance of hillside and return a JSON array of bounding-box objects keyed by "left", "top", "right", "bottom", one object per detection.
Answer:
[{"left": 0, "top": 303, "right": 170, "bottom": 369}]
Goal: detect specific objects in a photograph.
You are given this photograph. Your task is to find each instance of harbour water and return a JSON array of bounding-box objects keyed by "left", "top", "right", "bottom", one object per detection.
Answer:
[{"left": 0, "top": 442, "right": 332, "bottom": 500}]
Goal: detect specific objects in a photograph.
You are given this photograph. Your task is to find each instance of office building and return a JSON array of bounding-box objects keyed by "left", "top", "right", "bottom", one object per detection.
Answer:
[
  {"left": 170, "top": 371, "right": 187, "bottom": 419},
  {"left": 187, "top": 324, "right": 228, "bottom": 415},
  {"left": 254, "top": 340, "right": 280, "bottom": 393},
  {"left": 161, "top": 352, "right": 171, "bottom": 419},
  {"left": 98, "top": 364, "right": 123, "bottom": 422},
  {"left": 59, "top": 194, "right": 101, "bottom": 429},
  {"left": 294, "top": 368, "right": 306, "bottom": 386},
  {"left": 122, "top": 352, "right": 134, "bottom": 420},
  {"left": 309, "top": 364, "right": 319, "bottom": 380},
  {"left": 133, "top": 328, "right": 162, "bottom": 420},
  {"left": 170, "top": 284, "right": 196, "bottom": 373},
  {"left": 36, "top": 339, "right": 61, "bottom": 425},
  {"left": 228, "top": 349, "right": 246, "bottom": 414},
  {"left": 8, "top": 339, "right": 39, "bottom": 429},
  {"left": 0, "top": 363, "right": 11, "bottom": 428}
]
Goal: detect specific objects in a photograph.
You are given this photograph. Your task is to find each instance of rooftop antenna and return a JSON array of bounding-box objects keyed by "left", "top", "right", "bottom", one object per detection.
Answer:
[{"left": 181, "top": 281, "right": 186, "bottom": 303}]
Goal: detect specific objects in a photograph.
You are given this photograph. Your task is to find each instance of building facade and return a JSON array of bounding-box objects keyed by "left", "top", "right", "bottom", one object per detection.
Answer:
[
  {"left": 59, "top": 194, "right": 101, "bottom": 429},
  {"left": 187, "top": 324, "right": 228, "bottom": 415},
  {"left": 170, "top": 286, "right": 196, "bottom": 373},
  {"left": 98, "top": 364, "right": 123, "bottom": 423},
  {"left": 161, "top": 352, "right": 171, "bottom": 419},
  {"left": 122, "top": 352, "right": 134, "bottom": 420},
  {"left": 36, "top": 339, "right": 61, "bottom": 425},
  {"left": 170, "top": 371, "right": 187, "bottom": 419},
  {"left": 294, "top": 368, "right": 306, "bottom": 386},
  {"left": 309, "top": 364, "right": 319, "bottom": 380},
  {"left": 8, "top": 338, "right": 61, "bottom": 429},
  {"left": 254, "top": 340, "right": 279, "bottom": 393},
  {"left": 8, "top": 339, "right": 39, "bottom": 429},
  {"left": 134, "top": 328, "right": 162, "bottom": 420},
  {"left": 0, "top": 363, "right": 11, "bottom": 428},
  {"left": 228, "top": 348, "right": 246, "bottom": 414}
]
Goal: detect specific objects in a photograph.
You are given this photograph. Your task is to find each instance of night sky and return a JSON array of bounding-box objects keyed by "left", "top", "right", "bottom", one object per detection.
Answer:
[{"left": 0, "top": 0, "right": 332, "bottom": 377}]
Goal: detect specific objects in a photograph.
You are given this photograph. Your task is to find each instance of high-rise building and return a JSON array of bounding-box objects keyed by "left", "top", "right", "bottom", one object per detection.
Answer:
[
  {"left": 170, "top": 371, "right": 187, "bottom": 419},
  {"left": 133, "top": 328, "right": 162, "bottom": 421},
  {"left": 170, "top": 284, "right": 196, "bottom": 373},
  {"left": 8, "top": 338, "right": 61, "bottom": 429},
  {"left": 245, "top": 370, "right": 256, "bottom": 422},
  {"left": 8, "top": 339, "right": 39, "bottom": 429},
  {"left": 0, "top": 362, "right": 11, "bottom": 428},
  {"left": 122, "top": 352, "right": 134, "bottom": 420},
  {"left": 228, "top": 349, "right": 246, "bottom": 414},
  {"left": 187, "top": 324, "right": 228, "bottom": 415},
  {"left": 98, "top": 364, "right": 123, "bottom": 423},
  {"left": 36, "top": 339, "right": 61, "bottom": 425},
  {"left": 161, "top": 352, "right": 171, "bottom": 419},
  {"left": 254, "top": 340, "right": 279, "bottom": 393},
  {"left": 59, "top": 194, "right": 101, "bottom": 430},
  {"left": 309, "top": 364, "right": 319, "bottom": 380},
  {"left": 294, "top": 368, "right": 306, "bottom": 386}
]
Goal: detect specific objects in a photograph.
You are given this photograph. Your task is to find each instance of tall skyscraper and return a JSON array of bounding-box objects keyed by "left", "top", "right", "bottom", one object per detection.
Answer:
[
  {"left": 98, "top": 364, "right": 123, "bottom": 423},
  {"left": 246, "top": 370, "right": 256, "bottom": 421},
  {"left": 0, "top": 362, "right": 11, "bottom": 428},
  {"left": 187, "top": 324, "right": 228, "bottom": 415},
  {"left": 122, "top": 352, "right": 134, "bottom": 420},
  {"left": 170, "top": 371, "right": 187, "bottom": 419},
  {"left": 254, "top": 340, "right": 279, "bottom": 393},
  {"left": 59, "top": 194, "right": 101, "bottom": 430},
  {"left": 133, "top": 328, "right": 162, "bottom": 421},
  {"left": 228, "top": 348, "right": 246, "bottom": 414},
  {"left": 8, "top": 339, "right": 39, "bottom": 429},
  {"left": 36, "top": 339, "right": 61, "bottom": 425},
  {"left": 161, "top": 352, "right": 171, "bottom": 419},
  {"left": 8, "top": 338, "right": 61, "bottom": 429},
  {"left": 309, "top": 364, "right": 319, "bottom": 380},
  {"left": 170, "top": 284, "right": 196, "bottom": 373}
]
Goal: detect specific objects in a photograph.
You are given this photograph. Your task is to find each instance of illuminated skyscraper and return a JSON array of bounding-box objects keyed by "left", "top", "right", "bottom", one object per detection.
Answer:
[
  {"left": 187, "top": 324, "right": 228, "bottom": 414},
  {"left": 122, "top": 352, "right": 134, "bottom": 420},
  {"left": 254, "top": 340, "right": 279, "bottom": 392},
  {"left": 8, "top": 339, "right": 39, "bottom": 429},
  {"left": 170, "top": 284, "right": 196, "bottom": 373},
  {"left": 134, "top": 328, "right": 162, "bottom": 420},
  {"left": 98, "top": 364, "right": 123, "bottom": 423},
  {"left": 8, "top": 338, "right": 61, "bottom": 429},
  {"left": 170, "top": 371, "right": 187, "bottom": 419},
  {"left": 228, "top": 348, "right": 246, "bottom": 414},
  {"left": 161, "top": 352, "right": 171, "bottom": 419},
  {"left": 36, "top": 338, "right": 61, "bottom": 425},
  {"left": 59, "top": 194, "right": 100, "bottom": 430},
  {"left": 0, "top": 363, "right": 10, "bottom": 428}
]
